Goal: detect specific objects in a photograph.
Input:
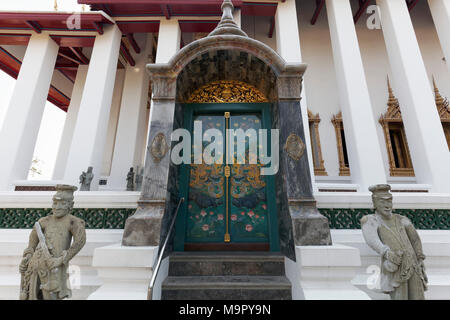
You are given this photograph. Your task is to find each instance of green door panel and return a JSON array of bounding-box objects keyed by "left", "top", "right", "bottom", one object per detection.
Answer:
[{"left": 174, "top": 103, "right": 280, "bottom": 252}]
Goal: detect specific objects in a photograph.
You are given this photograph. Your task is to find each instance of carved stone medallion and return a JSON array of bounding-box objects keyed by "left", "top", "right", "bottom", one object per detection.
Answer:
[
  {"left": 151, "top": 133, "right": 169, "bottom": 163},
  {"left": 284, "top": 133, "right": 305, "bottom": 161}
]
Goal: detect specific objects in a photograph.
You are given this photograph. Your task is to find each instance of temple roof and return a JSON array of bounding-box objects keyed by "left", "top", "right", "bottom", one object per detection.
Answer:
[
  {"left": 77, "top": 0, "right": 279, "bottom": 18},
  {"left": 0, "top": 11, "right": 113, "bottom": 35}
]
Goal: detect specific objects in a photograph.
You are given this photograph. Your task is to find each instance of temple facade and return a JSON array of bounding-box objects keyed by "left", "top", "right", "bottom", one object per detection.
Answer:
[{"left": 0, "top": 0, "right": 449, "bottom": 300}]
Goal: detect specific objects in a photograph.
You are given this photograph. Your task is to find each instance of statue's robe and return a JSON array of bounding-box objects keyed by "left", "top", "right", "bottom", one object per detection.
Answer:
[
  {"left": 20, "top": 214, "right": 86, "bottom": 300},
  {"left": 361, "top": 214, "right": 427, "bottom": 299}
]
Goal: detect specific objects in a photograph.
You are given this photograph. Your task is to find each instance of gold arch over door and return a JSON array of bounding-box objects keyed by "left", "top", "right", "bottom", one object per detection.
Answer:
[{"left": 186, "top": 80, "right": 268, "bottom": 103}]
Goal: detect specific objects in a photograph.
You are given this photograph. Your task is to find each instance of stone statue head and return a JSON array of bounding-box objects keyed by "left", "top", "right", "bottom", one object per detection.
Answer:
[
  {"left": 369, "top": 184, "right": 393, "bottom": 219},
  {"left": 87, "top": 166, "right": 93, "bottom": 174},
  {"left": 52, "top": 184, "right": 77, "bottom": 218}
]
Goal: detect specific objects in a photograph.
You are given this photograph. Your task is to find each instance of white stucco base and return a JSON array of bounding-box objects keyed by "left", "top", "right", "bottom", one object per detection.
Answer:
[
  {"left": 287, "top": 245, "right": 370, "bottom": 300},
  {"left": 332, "top": 229, "right": 450, "bottom": 300},
  {"left": 0, "top": 228, "right": 449, "bottom": 300},
  {"left": 0, "top": 229, "right": 123, "bottom": 300},
  {"left": 87, "top": 244, "right": 158, "bottom": 300}
]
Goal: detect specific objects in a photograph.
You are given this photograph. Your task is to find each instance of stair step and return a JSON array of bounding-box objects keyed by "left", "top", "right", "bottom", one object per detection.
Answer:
[
  {"left": 168, "top": 252, "right": 285, "bottom": 276},
  {"left": 162, "top": 275, "right": 292, "bottom": 300}
]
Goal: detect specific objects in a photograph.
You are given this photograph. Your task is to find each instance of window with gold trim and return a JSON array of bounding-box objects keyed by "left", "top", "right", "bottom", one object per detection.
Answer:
[
  {"left": 433, "top": 78, "right": 450, "bottom": 150},
  {"left": 308, "top": 110, "right": 327, "bottom": 176},
  {"left": 379, "top": 79, "right": 414, "bottom": 177},
  {"left": 331, "top": 112, "right": 350, "bottom": 176}
]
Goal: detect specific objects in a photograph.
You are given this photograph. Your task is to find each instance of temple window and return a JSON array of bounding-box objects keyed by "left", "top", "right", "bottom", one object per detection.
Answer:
[
  {"left": 432, "top": 78, "right": 450, "bottom": 150},
  {"left": 379, "top": 79, "right": 414, "bottom": 177},
  {"left": 331, "top": 112, "right": 350, "bottom": 176},
  {"left": 308, "top": 110, "right": 327, "bottom": 176}
]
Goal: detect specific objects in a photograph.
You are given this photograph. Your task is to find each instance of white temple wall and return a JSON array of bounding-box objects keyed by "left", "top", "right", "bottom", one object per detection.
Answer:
[
  {"left": 412, "top": 1, "right": 450, "bottom": 98},
  {"left": 101, "top": 68, "right": 125, "bottom": 177},
  {"left": 297, "top": 0, "right": 342, "bottom": 179},
  {"left": 293, "top": 0, "right": 450, "bottom": 185},
  {"left": 241, "top": 15, "right": 277, "bottom": 52},
  {"left": 354, "top": 4, "right": 396, "bottom": 182}
]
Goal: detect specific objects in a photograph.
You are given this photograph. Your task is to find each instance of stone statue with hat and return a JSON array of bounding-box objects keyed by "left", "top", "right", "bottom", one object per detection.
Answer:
[
  {"left": 79, "top": 166, "right": 94, "bottom": 191},
  {"left": 361, "top": 184, "right": 428, "bottom": 300},
  {"left": 19, "top": 185, "right": 86, "bottom": 300}
]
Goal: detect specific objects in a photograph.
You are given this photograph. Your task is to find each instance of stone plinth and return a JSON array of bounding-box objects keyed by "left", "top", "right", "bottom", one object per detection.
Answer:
[
  {"left": 88, "top": 244, "right": 158, "bottom": 300},
  {"left": 121, "top": 201, "right": 165, "bottom": 246},
  {"left": 288, "top": 244, "right": 370, "bottom": 300},
  {"left": 290, "top": 200, "right": 332, "bottom": 246}
]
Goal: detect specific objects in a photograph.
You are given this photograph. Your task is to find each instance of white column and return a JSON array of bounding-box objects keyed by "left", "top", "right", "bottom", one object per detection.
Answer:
[
  {"left": 155, "top": 19, "right": 181, "bottom": 63},
  {"left": 63, "top": 24, "right": 122, "bottom": 189},
  {"left": 101, "top": 69, "right": 125, "bottom": 177},
  {"left": 108, "top": 34, "right": 153, "bottom": 190},
  {"left": 0, "top": 33, "right": 59, "bottom": 190},
  {"left": 377, "top": 0, "right": 450, "bottom": 192},
  {"left": 143, "top": 19, "right": 181, "bottom": 156},
  {"left": 275, "top": 0, "right": 315, "bottom": 182},
  {"left": 53, "top": 65, "right": 89, "bottom": 180},
  {"left": 428, "top": 0, "right": 450, "bottom": 74},
  {"left": 326, "top": 0, "right": 386, "bottom": 191}
]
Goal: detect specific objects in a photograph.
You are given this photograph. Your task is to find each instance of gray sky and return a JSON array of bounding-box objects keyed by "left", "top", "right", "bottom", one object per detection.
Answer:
[{"left": 0, "top": 1, "right": 88, "bottom": 179}]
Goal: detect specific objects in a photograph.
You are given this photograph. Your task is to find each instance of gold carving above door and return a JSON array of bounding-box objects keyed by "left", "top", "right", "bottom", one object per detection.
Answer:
[{"left": 186, "top": 80, "right": 268, "bottom": 103}]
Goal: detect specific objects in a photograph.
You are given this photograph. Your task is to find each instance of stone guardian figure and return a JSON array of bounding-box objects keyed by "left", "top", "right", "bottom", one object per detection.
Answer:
[
  {"left": 19, "top": 185, "right": 86, "bottom": 300},
  {"left": 135, "top": 166, "right": 144, "bottom": 191},
  {"left": 126, "top": 167, "right": 135, "bottom": 191},
  {"left": 361, "top": 184, "right": 428, "bottom": 300},
  {"left": 79, "top": 166, "right": 94, "bottom": 191}
]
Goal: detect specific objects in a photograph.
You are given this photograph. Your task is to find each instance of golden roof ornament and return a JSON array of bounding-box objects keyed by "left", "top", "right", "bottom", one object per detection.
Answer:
[
  {"left": 383, "top": 76, "right": 402, "bottom": 121},
  {"left": 54, "top": 0, "right": 58, "bottom": 11},
  {"left": 208, "top": 0, "right": 247, "bottom": 37},
  {"left": 432, "top": 76, "right": 450, "bottom": 121}
]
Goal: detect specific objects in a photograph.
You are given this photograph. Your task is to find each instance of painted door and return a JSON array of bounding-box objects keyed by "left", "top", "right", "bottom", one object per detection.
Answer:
[{"left": 175, "top": 104, "right": 280, "bottom": 251}]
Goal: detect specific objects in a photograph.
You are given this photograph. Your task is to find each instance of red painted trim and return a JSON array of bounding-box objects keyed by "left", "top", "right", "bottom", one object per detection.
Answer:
[
  {"left": 241, "top": 2, "right": 278, "bottom": 16},
  {"left": 92, "top": 21, "right": 104, "bottom": 34},
  {"left": 116, "top": 20, "right": 160, "bottom": 33},
  {"left": 0, "top": 12, "right": 112, "bottom": 35},
  {"left": 50, "top": 35, "right": 96, "bottom": 47},
  {"left": 58, "top": 49, "right": 82, "bottom": 65},
  {"left": 58, "top": 69, "right": 76, "bottom": 83},
  {"left": 98, "top": 4, "right": 114, "bottom": 16},
  {"left": 311, "top": 0, "right": 325, "bottom": 25},
  {"left": 126, "top": 33, "right": 141, "bottom": 54},
  {"left": 178, "top": 20, "right": 219, "bottom": 33},
  {"left": 48, "top": 85, "right": 71, "bottom": 110},
  {"left": 79, "top": 0, "right": 243, "bottom": 5},
  {"left": 0, "top": 33, "right": 31, "bottom": 46},
  {"left": 161, "top": 4, "right": 171, "bottom": 19},
  {"left": 0, "top": 46, "right": 70, "bottom": 110},
  {"left": 69, "top": 47, "right": 89, "bottom": 64},
  {"left": 25, "top": 20, "right": 42, "bottom": 33},
  {"left": 55, "top": 62, "right": 79, "bottom": 70},
  {"left": 120, "top": 41, "right": 135, "bottom": 66},
  {"left": 0, "top": 60, "right": 19, "bottom": 78},
  {"left": 79, "top": 0, "right": 279, "bottom": 17},
  {"left": 353, "top": 0, "right": 371, "bottom": 23}
]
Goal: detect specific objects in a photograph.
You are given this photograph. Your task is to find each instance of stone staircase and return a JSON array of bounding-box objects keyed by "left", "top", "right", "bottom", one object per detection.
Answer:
[{"left": 161, "top": 252, "right": 292, "bottom": 300}]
